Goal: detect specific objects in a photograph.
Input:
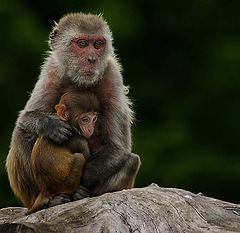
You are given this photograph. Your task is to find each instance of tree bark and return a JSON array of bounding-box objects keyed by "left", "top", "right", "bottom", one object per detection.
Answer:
[{"left": 1, "top": 184, "right": 240, "bottom": 233}]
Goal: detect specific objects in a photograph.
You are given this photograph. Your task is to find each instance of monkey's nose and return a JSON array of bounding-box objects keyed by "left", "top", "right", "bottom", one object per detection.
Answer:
[{"left": 88, "top": 56, "right": 96, "bottom": 63}]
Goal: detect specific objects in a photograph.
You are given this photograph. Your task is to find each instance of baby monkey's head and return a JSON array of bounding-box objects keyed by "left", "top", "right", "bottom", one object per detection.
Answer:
[{"left": 55, "top": 90, "right": 100, "bottom": 138}]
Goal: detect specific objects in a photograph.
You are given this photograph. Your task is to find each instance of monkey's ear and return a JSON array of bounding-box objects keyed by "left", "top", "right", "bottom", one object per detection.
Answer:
[
  {"left": 55, "top": 104, "right": 68, "bottom": 121},
  {"left": 49, "top": 22, "right": 58, "bottom": 49}
]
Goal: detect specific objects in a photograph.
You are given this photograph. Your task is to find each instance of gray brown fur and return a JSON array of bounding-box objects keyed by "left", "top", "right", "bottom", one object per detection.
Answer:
[{"left": 6, "top": 13, "right": 140, "bottom": 210}]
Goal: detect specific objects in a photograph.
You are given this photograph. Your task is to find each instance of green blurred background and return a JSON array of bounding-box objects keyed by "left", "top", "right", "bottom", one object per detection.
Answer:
[{"left": 1, "top": 0, "right": 240, "bottom": 208}]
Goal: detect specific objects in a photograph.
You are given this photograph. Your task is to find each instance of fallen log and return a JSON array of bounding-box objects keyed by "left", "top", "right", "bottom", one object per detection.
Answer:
[{"left": 0, "top": 183, "right": 240, "bottom": 232}]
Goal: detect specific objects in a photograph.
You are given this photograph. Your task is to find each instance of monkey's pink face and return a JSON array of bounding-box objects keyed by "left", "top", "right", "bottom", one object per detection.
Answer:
[
  {"left": 71, "top": 35, "right": 106, "bottom": 79},
  {"left": 79, "top": 112, "right": 98, "bottom": 138}
]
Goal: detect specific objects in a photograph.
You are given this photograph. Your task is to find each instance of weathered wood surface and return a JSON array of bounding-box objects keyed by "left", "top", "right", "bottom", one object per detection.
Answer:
[{"left": 1, "top": 183, "right": 240, "bottom": 233}]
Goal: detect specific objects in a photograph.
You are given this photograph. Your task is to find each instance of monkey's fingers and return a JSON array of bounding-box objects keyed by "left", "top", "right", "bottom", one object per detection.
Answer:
[
  {"left": 47, "top": 194, "right": 71, "bottom": 207},
  {"left": 48, "top": 119, "right": 72, "bottom": 143},
  {"left": 59, "top": 125, "right": 72, "bottom": 137},
  {"left": 49, "top": 133, "right": 69, "bottom": 143},
  {"left": 71, "top": 185, "right": 91, "bottom": 201},
  {"left": 59, "top": 120, "right": 72, "bottom": 131}
]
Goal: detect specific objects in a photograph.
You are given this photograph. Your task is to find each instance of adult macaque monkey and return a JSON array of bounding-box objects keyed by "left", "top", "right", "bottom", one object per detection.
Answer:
[
  {"left": 6, "top": 13, "right": 140, "bottom": 209},
  {"left": 27, "top": 90, "right": 100, "bottom": 214}
]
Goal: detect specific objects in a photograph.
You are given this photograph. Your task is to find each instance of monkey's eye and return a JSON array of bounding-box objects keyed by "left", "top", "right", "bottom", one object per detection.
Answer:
[
  {"left": 77, "top": 39, "right": 88, "bottom": 48},
  {"left": 81, "top": 117, "right": 89, "bottom": 123},
  {"left": 94, "top": 40, "right": 103, "bottom": 49}
]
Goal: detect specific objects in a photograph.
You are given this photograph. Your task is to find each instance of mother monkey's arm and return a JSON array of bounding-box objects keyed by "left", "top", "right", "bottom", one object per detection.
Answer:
[{"left": 18, "top": 67, "right": 72, "bottom": 143}]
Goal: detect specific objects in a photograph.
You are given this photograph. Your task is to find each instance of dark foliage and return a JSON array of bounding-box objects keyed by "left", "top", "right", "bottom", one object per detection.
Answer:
[{"left": 1, "top": 0, "right": 240, "bottom": 207}]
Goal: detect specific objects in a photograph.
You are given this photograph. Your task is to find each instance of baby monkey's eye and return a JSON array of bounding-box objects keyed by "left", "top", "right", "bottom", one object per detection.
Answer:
[
  {"left": 77, "top": 39, "right": 88, "bottom": 48},
  {"left": 81, "top": 117, "right": 89, "bottom": 123}
]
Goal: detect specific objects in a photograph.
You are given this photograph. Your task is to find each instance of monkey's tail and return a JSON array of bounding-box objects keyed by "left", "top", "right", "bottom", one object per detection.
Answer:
[{"left": 26, "top": 193, "right": 49, "bottom": 215}]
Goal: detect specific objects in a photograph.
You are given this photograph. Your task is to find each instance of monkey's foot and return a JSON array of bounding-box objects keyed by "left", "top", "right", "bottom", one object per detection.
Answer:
[
  {"left": 71, "top": 186, "right": 90, "bottom": 201},
  {"left": 47, "top": 194, "right": 71, "bottom": 207}
]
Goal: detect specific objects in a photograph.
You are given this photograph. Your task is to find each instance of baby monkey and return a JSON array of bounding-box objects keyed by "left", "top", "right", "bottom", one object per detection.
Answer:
[{"left": 27, "top": 90, "right": 100, "bottom": 214}]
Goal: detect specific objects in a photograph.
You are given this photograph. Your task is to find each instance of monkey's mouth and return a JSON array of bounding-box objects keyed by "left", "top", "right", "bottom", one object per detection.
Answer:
[{"left": 80, "top": 70, "right": 95, "bottom": 77}]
